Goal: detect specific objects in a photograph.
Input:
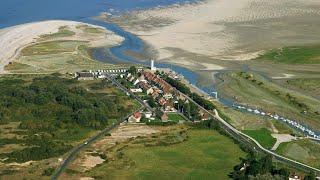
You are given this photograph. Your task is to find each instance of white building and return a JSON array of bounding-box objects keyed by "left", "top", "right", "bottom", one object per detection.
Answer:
[
  {"left": 130, "top": 88, "right": 143, "bottom": 93},
  {"left": 151, "top": 59, "right": 157, "bottom": 71}
]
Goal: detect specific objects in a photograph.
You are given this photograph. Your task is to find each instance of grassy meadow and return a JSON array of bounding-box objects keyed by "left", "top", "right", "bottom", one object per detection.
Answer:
[
  {"left": 243, "top": 128, "right": 276, "bottom": 149},
  {"left": 86, "top": 128, "right": 245, "bottom": 180},
  {"left": 257, "top": 45, "right": 320, "bottom": 64}
]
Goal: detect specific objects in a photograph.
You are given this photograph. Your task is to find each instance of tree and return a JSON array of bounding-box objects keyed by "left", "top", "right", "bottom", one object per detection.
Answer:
[
  {"left": 304, "top": 172, "right": 316, "bottom": 180},
  {"left": 147, "top": 96, "right": 157, "bottom": 108},
  {"left": 128, "top": 66, "right": 137, "bottom": 75}
]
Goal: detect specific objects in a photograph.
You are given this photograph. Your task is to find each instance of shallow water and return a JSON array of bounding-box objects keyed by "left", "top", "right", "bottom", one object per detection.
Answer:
[{"left": 0, "top": 0, "right": 196, "bottom": 28}]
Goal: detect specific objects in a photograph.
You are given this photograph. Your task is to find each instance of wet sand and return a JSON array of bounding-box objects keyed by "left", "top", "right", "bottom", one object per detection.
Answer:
[{"left": 104, "top": 0, "right": 320, "bottom": 71}]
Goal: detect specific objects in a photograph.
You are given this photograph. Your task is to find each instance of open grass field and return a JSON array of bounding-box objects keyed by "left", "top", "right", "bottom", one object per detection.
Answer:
[
  {"left": 257, "top": 45, "right": 320, "bottom": 64},
  {"left": 276, "top": 139, "right": 320, "bottom": 169},
  {"left": 243, "top": 128, "right": 276, "bottom": 149},
  {"left": 86, "top": 129, "right": 245, "bottom": 180},
  {"left": 216, "top": 72, "right": 320, "bottom": 131}
]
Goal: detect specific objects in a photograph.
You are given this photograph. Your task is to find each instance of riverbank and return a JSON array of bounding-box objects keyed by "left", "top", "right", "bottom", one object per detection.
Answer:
[{"left": 0, "top": 20, "right": 124, "bottom": 73}]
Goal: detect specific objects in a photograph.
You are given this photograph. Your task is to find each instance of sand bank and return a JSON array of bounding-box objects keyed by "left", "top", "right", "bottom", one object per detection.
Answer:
[
  {"left": 105, "top": 0, "right": 320, "bottom": 67},
  {"left": 0, "top": 20, "right": 124, "bottom": 73}
]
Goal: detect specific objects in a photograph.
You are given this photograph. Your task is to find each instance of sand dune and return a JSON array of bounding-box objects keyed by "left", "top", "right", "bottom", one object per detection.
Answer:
[{"left": 0, "top": 20, "right": 124, "bottom": 73}]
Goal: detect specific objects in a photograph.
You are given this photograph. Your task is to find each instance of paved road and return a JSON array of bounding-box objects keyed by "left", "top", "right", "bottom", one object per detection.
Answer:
[
  {"left": 173, "top": 86, "right": 320, "bottom": 174},
  {"left": 51, "top": 111, "right": 138, "bottom": 180},
  {"left": 52, "top": 75, "right": 154, "bottom": 180}
]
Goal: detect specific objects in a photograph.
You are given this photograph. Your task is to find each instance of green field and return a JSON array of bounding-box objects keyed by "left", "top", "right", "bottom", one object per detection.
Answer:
[
  {"left": 167, "top": 113, "right": 185, "bottom": 122},
  {"left": 276, "top": 139, "right": 320, "bottom": 169},
  {"left": 243, "top": 128, "right": 276, "bottom": 149},
  {"left": 87, "top": 129, "right": 245, "bottom": 180},
  {"left": 257, "top": 45, "right": 320, "bottom": 64}
]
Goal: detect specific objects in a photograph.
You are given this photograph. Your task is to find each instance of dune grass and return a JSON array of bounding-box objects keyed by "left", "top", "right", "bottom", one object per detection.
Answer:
[
  {"left": 276, "top": 139, "right": 320, "bottom": 169},
  {"left": 88, "top": 129, "right": 245, "bottom": 180},
  {"left": 40, "top": 26, "right": 75, "bottom": 39},
  {"left": 243, "top": 128, "right": 276, "bottom": 149}
]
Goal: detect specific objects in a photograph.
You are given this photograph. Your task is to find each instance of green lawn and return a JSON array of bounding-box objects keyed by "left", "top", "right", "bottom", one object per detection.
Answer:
[
  {"left": 257, "top": 45, "right": 320, "bottom": 64},
  {"left": 167, "top": 113, "right": 185, "bottom": 122},
  {"left": 243, "top": 128, "right": 276, "bottom": 149},
  {"left": 88, "top": 129, "right": 246, "bottom": 180},
  {"left": 276, "top": 139, "right": 320, "bottom": 169}
]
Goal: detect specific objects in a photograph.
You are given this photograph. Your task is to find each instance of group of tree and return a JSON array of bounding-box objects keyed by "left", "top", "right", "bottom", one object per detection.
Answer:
[
  {"left": 164, "top": 76, "right": 191, "bottom": 95},
  {"left": 0, "top": 75, "right": 134, "bottom": 162},
  {"left": 175, "top": 99, "right": 201, "bottom": 121},
  {"left": 230, "top": 153, "right": 290, "bottom": 180},
  {"left": 164, "top": 76, "right": 215, "bottom": 111}
]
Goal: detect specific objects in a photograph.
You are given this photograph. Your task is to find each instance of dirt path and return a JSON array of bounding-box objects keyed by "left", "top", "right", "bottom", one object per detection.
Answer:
[{"left": 271, "top": 134, "right": 297, "bottom": 150}]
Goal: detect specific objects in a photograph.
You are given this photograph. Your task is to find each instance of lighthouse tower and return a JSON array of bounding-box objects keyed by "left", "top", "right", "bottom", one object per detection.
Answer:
[{"left": 151, "top": 59, "right": 157, "bottom": 71}]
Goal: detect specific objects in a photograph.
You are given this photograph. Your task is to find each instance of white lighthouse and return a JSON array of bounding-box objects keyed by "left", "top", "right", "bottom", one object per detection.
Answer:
[{"left": 151, "top": 59, "right": 157, "bottom": 71}]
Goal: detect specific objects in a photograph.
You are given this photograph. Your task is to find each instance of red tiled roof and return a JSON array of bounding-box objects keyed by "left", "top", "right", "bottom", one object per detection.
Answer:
[{"left": 134, "top": 112, "right": 142, "bottom": 119}]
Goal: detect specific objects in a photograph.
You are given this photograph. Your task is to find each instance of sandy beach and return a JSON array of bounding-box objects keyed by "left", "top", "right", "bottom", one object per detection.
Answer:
[
  {"left": 0, "top": 20, "right": 124, "bottom": 73},
  {"left": 105, "top": 0, "right": 320, "bottom": 70}
]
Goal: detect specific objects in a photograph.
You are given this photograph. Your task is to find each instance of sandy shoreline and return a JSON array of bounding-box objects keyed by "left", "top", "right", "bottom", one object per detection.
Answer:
[
  {"left": 0, "top": 20, "right": 124, "bottom": 73},
  {"left": 104, "top": 0, "right": 320, "bottom": 70}
]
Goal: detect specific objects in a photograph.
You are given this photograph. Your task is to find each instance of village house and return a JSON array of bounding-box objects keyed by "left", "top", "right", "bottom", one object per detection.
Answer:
[
  {"left": 288, "top": 173, "right": 301, "bottom": 180},
  {"left": 128, "top": 112, "right": 142, "bottom": 123},
  {"left": 144, "top": 111, "right": 153, "bottom": 119},
  {"left": 76, "top": 72, "right": 95, "bottom": 80},
  {"left": 138, "top": 81, "right": 151, "bottom": 91},
  {"left": 158, "top": 97, "right": 167, "bottom": 106},
  {"left": 199, "top": 110, "right": 210, "bottom": 121},
  {"left": 201, "top": 113, "right": 210, "bottom": 121},
  {"left": 161, "top": 113, "right": 168, "bottom": 122},
  {"left": 146, "top": 87, "right": 154, "bottom": 95},
  {"left": 138, "top": 74, "right": 147, "bottom": 83},
  {"left": 142, "top": 71, "right": 174, "bottom": 97},
  {"left": 133, "top": 79, "right": 140, "bottom": 86},
  {"left": 164, "top": 100, "right": 175, "bottom": 112},
  {"left": 151, "top": 91, "right": 160, "bottom": 99}
]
